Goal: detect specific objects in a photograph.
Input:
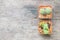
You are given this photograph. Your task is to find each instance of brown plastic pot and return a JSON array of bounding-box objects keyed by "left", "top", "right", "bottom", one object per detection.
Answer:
[
  {"left": 38, "top": 6, "right": 52, "bottom": 19},
  {"left": 38, "top": 20, "right": 52, "bottom": 35}
]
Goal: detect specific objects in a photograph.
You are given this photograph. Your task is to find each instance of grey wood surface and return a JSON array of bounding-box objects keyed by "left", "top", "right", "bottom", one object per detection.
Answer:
[{"left": 0, "top": 0, "right": 60, "bottom": 40}]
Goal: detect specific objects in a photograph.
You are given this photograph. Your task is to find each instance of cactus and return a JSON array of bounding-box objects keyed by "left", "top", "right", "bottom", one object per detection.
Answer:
[
  {"left": 40, "top": 22, "right": 49, "bottom": 34},
  {"left": 43, "top": 23, "right": 49, "bottom": 34},
  {"left": 40, "top": 8, "right": 45, "bottom": 15},
  {"left": 40, "top": 8, "right": 52, "bottom": 15},
  {"left": 45, "top": 8, "right": 52, "bottom": 14}
]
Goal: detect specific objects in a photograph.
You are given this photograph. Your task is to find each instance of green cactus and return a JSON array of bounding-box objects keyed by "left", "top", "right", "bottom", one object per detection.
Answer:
[
  {"left": 40, "top": 8, "right": 52, "bottom": 15},
  {"left": 40, "top": 8, "right": 45, "bottom": 15},
  {"left": 43, "top": 24, "right": 48, "bottom": 29},
  {"left": 43, "top": 23, "right": 49, "bottom": 34},
  {"left": 40, "top": 22, "right": 49, "bottom": 34},
  {"left": 45, "top": 8, "right": 52, "bottom": 14},
  {"left": 43, "top": 29, "right": 49, "bottom": 34}
]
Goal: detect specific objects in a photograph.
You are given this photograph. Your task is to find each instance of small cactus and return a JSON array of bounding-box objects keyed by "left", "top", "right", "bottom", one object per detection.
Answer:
[
  {"left": 40, "top": 7, "right": 52, "bottom": 15},
  {"left": 39, "top": 8, "right": 45, "bottom": 15},
  {"left": 45, "top": 7, "right": 52, "bottom": 14},
  {"left": 39, "top": 22, "right": 49, "bottom": 34}
]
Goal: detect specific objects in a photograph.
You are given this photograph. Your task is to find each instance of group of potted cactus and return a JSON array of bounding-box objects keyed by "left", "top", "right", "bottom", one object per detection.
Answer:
[{"left": 38, "top": 6, "right": 52, "bottom": 35}]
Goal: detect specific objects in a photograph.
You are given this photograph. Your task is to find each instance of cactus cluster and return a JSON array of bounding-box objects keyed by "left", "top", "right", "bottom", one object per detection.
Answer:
[
  {"left": 39, "top": 22, "right": 49, "bottom": 34},
  {"left": 40, "top": 7, "right": 52, "bottom": 15}
]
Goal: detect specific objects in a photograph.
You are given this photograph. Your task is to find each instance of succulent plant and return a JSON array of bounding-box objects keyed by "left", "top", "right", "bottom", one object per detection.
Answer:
[
  {"left": 43, "top": 29, "right": 49, "bottom": 34},
  {"left": 43, "top": 23, "right": 48, "bottom": 29},
  {"left": 40, "top": 7, "right": 52, "bottom": 15},
  {"left": 43, "top": 23, "right": 49, "bottom": 34},
  {"left": 40, "top": 8, "right": 45, "bottom": 15},
  {"left": 45, "top": 8, "right": 52, "bottom": 14},
  {"left": 40, "top": 22, "right": 49, "bottom": 34}
]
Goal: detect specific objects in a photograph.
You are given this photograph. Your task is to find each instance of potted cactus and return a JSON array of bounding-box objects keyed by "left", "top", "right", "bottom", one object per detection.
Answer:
[
  {"left": 38, "top": 6, "right": 52, "bottom": 19},
  {"left": 38, "top": 20, "right": 52, "bottom": 35}
]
